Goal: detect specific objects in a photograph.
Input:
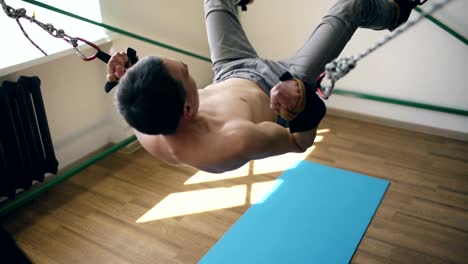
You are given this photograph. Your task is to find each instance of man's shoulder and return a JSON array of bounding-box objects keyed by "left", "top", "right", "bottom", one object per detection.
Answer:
[
  {"left": 179, "top": 120, "right": 256, "bottom": 171},
  {"left": 221, "top": 119, "right": 256, "bottom": 132},
  {"left": 134, "top": 130, "right": 182, "bottom": 165}
]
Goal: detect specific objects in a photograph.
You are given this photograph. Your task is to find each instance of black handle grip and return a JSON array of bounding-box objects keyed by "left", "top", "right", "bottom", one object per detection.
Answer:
[
  {"left": 96, "top": 50, "right": 111, "bottom": 63},
  {"left": 279, "top": 71, "right": 294, "bottom": 82},
  {"left": 103, "top": 47, "right": 139, "bottom": 93},
  {"left": 105, "top": 82, "right": 118, "bottom": 93}
]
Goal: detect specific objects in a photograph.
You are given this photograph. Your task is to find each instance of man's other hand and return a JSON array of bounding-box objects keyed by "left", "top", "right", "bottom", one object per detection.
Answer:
[
  {"left": 107, "top": 52, "right": 129, "bottom": 82},
  {"left": 270, "top": 79, "right": 302, "bottom": 117}
]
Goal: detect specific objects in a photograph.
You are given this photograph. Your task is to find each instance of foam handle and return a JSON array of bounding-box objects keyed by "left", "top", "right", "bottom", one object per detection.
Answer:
[
  {"left": 103, "top": 48, "right": 139, "bottom": 93},
  {"left": 105, "top": 82, "right": 118, "bottom": 93}
]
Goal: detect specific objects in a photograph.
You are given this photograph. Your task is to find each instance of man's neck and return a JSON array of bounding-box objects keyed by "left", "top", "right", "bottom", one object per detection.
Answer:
[{"left": 173, "top": 112, "right": 215, "bottom": 137}]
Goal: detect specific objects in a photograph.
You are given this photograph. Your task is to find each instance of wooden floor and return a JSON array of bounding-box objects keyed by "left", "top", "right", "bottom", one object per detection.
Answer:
[{"left": 2, "top": 115, "right": 467, "bottom": 264}]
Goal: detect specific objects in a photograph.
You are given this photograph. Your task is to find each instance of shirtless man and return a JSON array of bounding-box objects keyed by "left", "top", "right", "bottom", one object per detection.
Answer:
[{"left": 107, "top": 0, "right": 423, "bottom": 173}]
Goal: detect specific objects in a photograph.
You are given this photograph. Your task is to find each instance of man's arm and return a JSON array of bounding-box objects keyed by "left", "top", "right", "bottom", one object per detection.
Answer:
[
  {"left": 134, "top": 121, "right": 316, "bottom": 173},
  {"left": 236, "top": 121, "right": 317, "bottom": 161}
]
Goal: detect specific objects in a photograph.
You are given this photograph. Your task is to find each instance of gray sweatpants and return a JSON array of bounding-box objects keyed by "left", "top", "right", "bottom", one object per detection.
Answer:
[{"left": 204, "top": 0, "right": 397, "bottom": 126}]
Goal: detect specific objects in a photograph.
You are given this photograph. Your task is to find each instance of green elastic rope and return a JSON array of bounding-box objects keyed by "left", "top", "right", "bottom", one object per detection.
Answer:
[
  {"left": 415, "top": 6, "right": 468, "bottom": 45},
  {"left": 333, "top": 88, "right": 468, "bottom": 116},
  {"left": 22, "top": 0, "right": 212, "bottom": 62}
]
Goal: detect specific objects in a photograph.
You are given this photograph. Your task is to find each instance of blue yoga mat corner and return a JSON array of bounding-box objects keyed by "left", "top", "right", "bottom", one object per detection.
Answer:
[{"left": 199, "top": 161, "right": 389, "bottom": 264}]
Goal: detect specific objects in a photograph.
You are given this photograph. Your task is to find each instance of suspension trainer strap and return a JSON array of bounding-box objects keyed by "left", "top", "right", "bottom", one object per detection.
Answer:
[{"left": 96, "top": 50, "right": 111, "bottom": 64}]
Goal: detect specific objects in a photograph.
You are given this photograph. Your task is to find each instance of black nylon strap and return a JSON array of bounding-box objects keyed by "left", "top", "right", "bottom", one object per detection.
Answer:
[
  {"left": 237, "top": 0, "right": 251, "bottom": 11},
  {"left": 96, "top": 50, "right": 111, "bottom": 63}
]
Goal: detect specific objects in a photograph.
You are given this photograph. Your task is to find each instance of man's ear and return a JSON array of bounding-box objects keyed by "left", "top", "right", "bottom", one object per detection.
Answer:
[{"left": 183, "top": 103, "right": 192, "bottom": 119}]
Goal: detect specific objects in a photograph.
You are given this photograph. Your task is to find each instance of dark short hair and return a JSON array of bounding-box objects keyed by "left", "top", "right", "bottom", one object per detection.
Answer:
[{"left": 115, "top": 56, "right": 186, "bottom": 135}]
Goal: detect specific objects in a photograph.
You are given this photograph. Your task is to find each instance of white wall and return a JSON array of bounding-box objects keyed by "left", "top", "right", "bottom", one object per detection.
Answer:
[{"left": 98, "top": 0, "right": 214, "bottom": 88}]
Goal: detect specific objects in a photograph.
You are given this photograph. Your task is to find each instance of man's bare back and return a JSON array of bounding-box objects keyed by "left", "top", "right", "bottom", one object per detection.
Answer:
[{"left": 135, "top": 78, "right": 298, "bottom": 173}]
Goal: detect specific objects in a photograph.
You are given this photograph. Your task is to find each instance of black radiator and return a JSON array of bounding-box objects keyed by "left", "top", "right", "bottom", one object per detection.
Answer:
[{"left": 0, "top": 76, "right": 58, "bottom": 199}]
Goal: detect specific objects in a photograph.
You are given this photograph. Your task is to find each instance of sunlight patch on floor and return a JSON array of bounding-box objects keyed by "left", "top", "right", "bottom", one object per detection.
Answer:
[
  {"left": 317, "top": 128, "right": 331, "bottom": 134},
  {"left": 137, "top": 185, "right": 247, "bottom": 222},
  {"left": 253, "top": 147, "right": 315, "bottom": 175},
  {"left": 250, "top": 179, "right": 284, "bottom": 204},
  {"left": 137, "top": 179, "right": 283, "bottom": 222}
]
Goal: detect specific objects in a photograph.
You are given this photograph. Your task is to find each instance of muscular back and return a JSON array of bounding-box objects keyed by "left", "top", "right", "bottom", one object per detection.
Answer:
[{"left": 135, "top": 78, "right": 283, "bottom": 173}]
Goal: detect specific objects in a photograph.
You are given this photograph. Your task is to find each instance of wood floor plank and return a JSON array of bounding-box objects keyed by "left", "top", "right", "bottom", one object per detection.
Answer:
[
  {"left": 16, "top": 226, "right": 85, "bottom": 263},
  {"left": 51, "top": 226, "right": 130, "bottom": 264},
  {"left": 19, "top": 243, "right": 62, "bottom": 264}
]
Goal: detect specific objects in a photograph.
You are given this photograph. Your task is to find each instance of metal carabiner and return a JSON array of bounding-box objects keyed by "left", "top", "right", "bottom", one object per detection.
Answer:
[
  {"left": 72, "top": 37, "right": 101, "bottom": 61},
  {"left": 315, "top": 71, "right": 334, "bottom": 100}
]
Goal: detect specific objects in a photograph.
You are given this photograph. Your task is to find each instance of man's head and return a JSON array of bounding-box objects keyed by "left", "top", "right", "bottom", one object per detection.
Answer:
[{"left": 115, "top": 56, "right": 198, "bottom": 135}]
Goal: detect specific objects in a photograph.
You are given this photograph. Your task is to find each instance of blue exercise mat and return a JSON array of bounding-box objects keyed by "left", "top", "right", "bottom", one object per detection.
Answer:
[{"left": 199, "top": 161, "right": 389, "bottom": 264}]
